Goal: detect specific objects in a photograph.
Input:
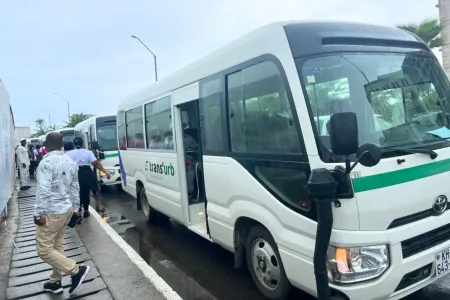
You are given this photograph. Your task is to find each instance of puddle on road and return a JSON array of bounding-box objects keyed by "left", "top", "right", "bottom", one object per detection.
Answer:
[
  {"left": 92, "top": 195, "right": 217, "bottom": 300},
  {"left": 91, "top": 191, "right": 309, "bottom": 300}
]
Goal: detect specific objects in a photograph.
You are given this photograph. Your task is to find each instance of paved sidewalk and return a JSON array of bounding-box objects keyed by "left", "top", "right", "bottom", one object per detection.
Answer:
[{"left": 3, "top": 182, "right": 114, "bottom": 300}]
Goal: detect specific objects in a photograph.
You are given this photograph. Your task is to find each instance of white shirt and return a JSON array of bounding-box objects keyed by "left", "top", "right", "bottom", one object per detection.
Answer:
[
  {"left": 65, "top": 149, "right": 97, "bottom": 166},
  {"left": 34, "top": 151, "right": 80, "bottom": 216},
  {"left": 16, "top": 145, "right": 30, "bottom": 166}
]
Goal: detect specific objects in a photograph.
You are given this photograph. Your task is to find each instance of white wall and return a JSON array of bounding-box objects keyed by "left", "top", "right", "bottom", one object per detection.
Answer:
[{"left": 0, "top": 81, "right": 15, "bottom": 219}]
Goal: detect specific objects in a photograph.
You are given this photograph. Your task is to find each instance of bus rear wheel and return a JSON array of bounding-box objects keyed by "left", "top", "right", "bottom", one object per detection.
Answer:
[
  {"left": 139, "top": 187, "right": 169, "bottom": 224},
  {"left": 246, "top": 226, "right": 291, "bottom": 300}
]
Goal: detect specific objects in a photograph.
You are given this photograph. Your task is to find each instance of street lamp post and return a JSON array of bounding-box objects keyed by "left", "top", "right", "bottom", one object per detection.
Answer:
[
  {"left": 131, "top": 35, "right": 158, "bottom": 81},
  {"left": 54, "top": 93, "right": 71, "bottom": 123}
]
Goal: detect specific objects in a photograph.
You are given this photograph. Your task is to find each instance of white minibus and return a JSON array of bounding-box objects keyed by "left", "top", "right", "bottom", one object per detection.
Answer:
[{"left": 117, "top": 21, "right": 450, "bottom": 300}]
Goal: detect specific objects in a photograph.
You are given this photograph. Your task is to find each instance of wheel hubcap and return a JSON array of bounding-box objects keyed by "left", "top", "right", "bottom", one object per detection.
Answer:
[{"left": 251, "top": 238, "right": 281, "bottom": 291}]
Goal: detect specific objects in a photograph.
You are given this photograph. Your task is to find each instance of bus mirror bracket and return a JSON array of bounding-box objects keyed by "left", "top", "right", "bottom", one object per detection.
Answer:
[{"left": 98, "top": 152, "right": 105, "bottom": 160}]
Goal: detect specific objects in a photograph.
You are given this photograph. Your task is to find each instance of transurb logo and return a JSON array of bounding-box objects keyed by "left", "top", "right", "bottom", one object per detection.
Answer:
[{"left": 145, "top": 161, "right": 175, "bottom": 177}]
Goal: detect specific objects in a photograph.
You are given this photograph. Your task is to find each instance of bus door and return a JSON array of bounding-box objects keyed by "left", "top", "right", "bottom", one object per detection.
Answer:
[{"left": 176, "top": 99, "right": 209, "bottom": 239}]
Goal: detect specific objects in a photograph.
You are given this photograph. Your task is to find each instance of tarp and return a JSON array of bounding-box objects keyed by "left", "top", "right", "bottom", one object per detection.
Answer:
[{"left": 0, "top": 81, "right": 15, "bottom": 215}]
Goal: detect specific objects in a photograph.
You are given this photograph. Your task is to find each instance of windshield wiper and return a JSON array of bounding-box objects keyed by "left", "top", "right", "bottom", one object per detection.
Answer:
[{"left": 382, "top": 147, "right": 438, "bottom": 159}]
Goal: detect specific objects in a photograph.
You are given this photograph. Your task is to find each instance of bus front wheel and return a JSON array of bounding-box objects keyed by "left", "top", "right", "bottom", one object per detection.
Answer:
[
  {"left": 139, "top": 187, "right": 169, "bottom": 224},
  {"left": 246, "top": 226, "right": 291, "bottom": 300}
]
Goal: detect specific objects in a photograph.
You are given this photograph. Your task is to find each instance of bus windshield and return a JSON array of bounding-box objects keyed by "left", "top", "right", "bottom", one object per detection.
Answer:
[
  {"left": 60, "top": 131, "right": 75, "bottom": 143},
  {"left": 97, "top": 124, "right": 118, "bottom": 151},
  {"left": 298, "top": 51, "right": 450, "bottom": 162}
]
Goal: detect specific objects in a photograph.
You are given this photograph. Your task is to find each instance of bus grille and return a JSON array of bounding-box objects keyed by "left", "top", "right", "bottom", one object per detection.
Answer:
[{"left": 402, "top": 223, "right": 450, "bottom": 258}]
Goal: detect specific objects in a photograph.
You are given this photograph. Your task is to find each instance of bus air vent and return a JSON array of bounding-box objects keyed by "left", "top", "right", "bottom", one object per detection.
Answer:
[{"left": 402, "top": 223, "right": 450, "bottom": 258}]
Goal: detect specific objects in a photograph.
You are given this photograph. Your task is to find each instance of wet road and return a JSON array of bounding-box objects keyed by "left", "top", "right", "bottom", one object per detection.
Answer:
[{"left": 92, "top": 188, "right": 450, "bottom": 300}]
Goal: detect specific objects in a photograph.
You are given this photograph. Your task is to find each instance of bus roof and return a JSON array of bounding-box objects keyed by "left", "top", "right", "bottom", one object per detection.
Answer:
[
  {"left": 117, "top": 20, "right": 423, "bottom": 111},
  {"left": 74, "top": 114, "right": 116, "bottom": 130}
]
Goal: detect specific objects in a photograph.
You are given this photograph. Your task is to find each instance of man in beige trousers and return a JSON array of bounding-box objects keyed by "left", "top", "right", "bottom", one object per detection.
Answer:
[{"left": 34, "top": 132, "right": 90, "bottom": 294}]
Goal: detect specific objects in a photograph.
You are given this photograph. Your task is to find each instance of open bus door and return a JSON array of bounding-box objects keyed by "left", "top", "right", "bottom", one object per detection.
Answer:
[{"left": 173, "top": 85, "right": 210, "bottom": 240}]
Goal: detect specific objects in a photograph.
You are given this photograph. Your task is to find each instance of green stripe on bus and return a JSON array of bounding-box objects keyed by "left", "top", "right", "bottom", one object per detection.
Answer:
[
  {"left": 104, "top": 153, "right": 118, "bottom": 158},
  {"left": 351, "top": 158, "right": 450, "bottom": 193}
]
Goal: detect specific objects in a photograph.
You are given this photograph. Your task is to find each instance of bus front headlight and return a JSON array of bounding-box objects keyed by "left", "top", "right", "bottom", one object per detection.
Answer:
[
  {"left": 99, "top": 169, "right": 115, "bottom": 177},
  {"left": 327, "top": 245, "right": 389, "bottom": 284}
]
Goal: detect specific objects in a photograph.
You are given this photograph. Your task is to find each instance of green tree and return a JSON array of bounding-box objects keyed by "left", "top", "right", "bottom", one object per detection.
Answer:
[
  {"left": 34, "top": 118, "right": 48, "bottom": 136},
  {"left": 398, "top": 18, "right": 443, "bottom": 48},
  {"left": 66, "top": 113, "right": 93, "bottom": 127},
  {"left": 48, "top": 124, "right": 62, "bottom": 131}
]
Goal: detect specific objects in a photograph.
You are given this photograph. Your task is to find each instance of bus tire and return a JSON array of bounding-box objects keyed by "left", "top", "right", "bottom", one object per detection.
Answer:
[
  {"left": 246, "top": 226, "right": 291, "bottom": 300},
  {"left": 139, "top": 187, "right": 158, "bottom": 224}
]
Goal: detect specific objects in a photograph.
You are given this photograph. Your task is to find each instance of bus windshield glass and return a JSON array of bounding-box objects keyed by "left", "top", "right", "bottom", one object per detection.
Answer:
[
  {"left": 298, "top": 51, "right": 450, "bottom": 162},
  {"left": 60, "top": 131, "right": 75, "bottom": 143},
  {"left": 97, "top": 124, "right": 118, "bottom": 151}
]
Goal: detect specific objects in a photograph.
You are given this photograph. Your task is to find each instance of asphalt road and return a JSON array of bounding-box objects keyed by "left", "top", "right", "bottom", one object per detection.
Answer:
[{"left": 92, "top": 187, "right": 450, "bottom": 300}]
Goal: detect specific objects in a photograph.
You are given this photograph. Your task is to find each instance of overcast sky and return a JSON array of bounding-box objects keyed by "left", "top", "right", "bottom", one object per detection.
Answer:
[{"left": 0, "top": 0, "right": 439, "bottom": 129}]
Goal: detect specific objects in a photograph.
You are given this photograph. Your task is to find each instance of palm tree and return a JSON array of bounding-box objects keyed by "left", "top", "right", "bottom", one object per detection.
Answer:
[
  {"left": 66, "top": 113, "right": 93, "bottom": 127},
  {"left": 397, "top": 18, "right": 443, "bottom": 49},
  {"left": 34, "top": 118, "right": 48, "bottom": 136},
  {"left": 47, "top": 124, "right": 61, "bottom": 131}
]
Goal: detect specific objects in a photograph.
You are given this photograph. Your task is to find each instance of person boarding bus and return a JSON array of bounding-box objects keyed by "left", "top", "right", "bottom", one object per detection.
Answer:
[{"left": 65, "top": 137, "right": 110, "bottom": 218}]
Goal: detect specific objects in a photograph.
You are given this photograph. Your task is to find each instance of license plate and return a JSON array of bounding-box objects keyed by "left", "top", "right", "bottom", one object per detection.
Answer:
[{"left": 435, "top": 248, "right": 450, "bottom": 277}]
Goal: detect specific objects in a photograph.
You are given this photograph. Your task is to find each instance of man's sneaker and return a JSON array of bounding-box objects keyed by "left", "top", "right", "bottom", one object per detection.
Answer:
[
  {"left": 69, "top": 265, "right": 90, "bottom": 294},
  {"left": 43, "top": 281, "right": 63, "bottom": 294},
  {"left": 83, "top": 211, "right": 90, "bottom": 218}
]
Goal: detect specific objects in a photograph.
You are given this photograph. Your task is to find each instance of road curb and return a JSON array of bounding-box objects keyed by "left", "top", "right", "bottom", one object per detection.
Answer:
[{"left": 88, "top": 205, "right": 183, "bottom": 300}]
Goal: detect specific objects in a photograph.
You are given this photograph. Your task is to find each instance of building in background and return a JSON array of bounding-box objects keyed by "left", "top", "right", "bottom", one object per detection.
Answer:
[
  {"left": 14, "top": 126, "right": 30, "bottom": 146},
  {"left": 438, "top": 0, "right": 450, "bottom": 74},
  {"left": 0, "top": 79, "right": 16, "bottom": 220}
]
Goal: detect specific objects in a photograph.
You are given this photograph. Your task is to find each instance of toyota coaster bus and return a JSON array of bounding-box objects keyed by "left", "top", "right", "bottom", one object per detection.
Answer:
[
  {"left": 117, "top": 21, "right": 450, "bottom": 300},
  {"left": 74, "top": 115, "right": 121, "bottom": 189}
]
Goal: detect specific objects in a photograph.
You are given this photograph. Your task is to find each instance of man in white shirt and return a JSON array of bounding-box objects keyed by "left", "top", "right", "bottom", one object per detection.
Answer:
[
  {"left": 16, "top": 139, "right": 30, "bottom": 190},
  {"left": 34, "top": 132, "right": 90, "bottom": 294}
]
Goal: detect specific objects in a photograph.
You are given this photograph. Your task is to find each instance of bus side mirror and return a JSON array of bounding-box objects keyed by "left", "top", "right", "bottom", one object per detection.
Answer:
[
  {"left": 329, "top": 112, "right": 359, "bottom": 156},
  {"left": 92, "top": 141, "right": 99, "bottom": 150}
]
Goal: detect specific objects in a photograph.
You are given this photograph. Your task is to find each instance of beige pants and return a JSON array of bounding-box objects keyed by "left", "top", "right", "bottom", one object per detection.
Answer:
[{"left": 36, "top": 208, "right": 79, "bottom": 282}]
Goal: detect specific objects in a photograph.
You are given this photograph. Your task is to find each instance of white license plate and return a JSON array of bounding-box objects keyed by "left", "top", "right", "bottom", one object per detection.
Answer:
[{"left": 435, "top": 248, "right": 450, "bottom": 277}]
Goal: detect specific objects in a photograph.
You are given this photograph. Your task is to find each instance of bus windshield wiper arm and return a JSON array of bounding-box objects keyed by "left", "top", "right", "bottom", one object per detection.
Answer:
[{"left": 383, "top": 147, "right": 438, "bottom": 159}]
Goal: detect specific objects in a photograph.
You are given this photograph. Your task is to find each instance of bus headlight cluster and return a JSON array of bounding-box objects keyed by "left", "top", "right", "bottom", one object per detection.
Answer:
[
  {"left": 99, "top": 169, "right": 115, "bottom": 177},
  {"left": 326, "top": 245, "right": 389, "bottom": 284}
]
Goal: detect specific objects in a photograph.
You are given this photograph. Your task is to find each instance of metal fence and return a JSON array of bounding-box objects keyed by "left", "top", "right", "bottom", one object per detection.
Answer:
[{"left": 0, "top": 80, "right": 15, "bottom": 219}]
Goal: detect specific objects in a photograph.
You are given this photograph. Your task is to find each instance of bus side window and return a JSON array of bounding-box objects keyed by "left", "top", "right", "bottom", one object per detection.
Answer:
[
  {"left": 118, "top": 110, "right": 127, "bottom": 150},
  {"left": 225, "top": 60, "right": 311, "bottom": 215},
  {"left": 227, "top": 61, "right": 301, "bottom": 154},
  {"left": 145, "top": 96, "right": 173, "bottom": 150},
  {"left": 125, "top": 106, "right": 145, "bottom": 149},
  {"left": 199, "top": 77, "right": 224, "bottom": 152}
]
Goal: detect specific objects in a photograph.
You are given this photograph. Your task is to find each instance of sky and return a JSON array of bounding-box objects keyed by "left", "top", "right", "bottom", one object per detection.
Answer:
[{"left": 0, "top": 0, "right": 440, "bottom": 131}]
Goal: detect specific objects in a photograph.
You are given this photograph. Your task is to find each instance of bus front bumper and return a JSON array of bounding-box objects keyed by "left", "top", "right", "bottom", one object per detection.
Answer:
[
  {"left": 98, "top": 167, "right": 121, "bottom": 186},
  {"left": 279, "top": 232, "right": 450, "bottom": 299}
]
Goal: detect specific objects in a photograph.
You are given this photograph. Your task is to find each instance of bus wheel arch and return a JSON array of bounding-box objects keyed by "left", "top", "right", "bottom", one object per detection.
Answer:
[
  {"left": 136, "top": 181, "right": 143, "bottom": 211},
  {"left": 137, "top": 182, "right": 169, "bottom": 225},
  {"left": 234, "top": 217, "right": 260, "bottom": 269}
]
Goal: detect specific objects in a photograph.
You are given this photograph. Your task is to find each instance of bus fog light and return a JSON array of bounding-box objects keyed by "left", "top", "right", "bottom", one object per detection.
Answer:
[{"left": 327, "top": 245, "right": 389, "bottom": 284}]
